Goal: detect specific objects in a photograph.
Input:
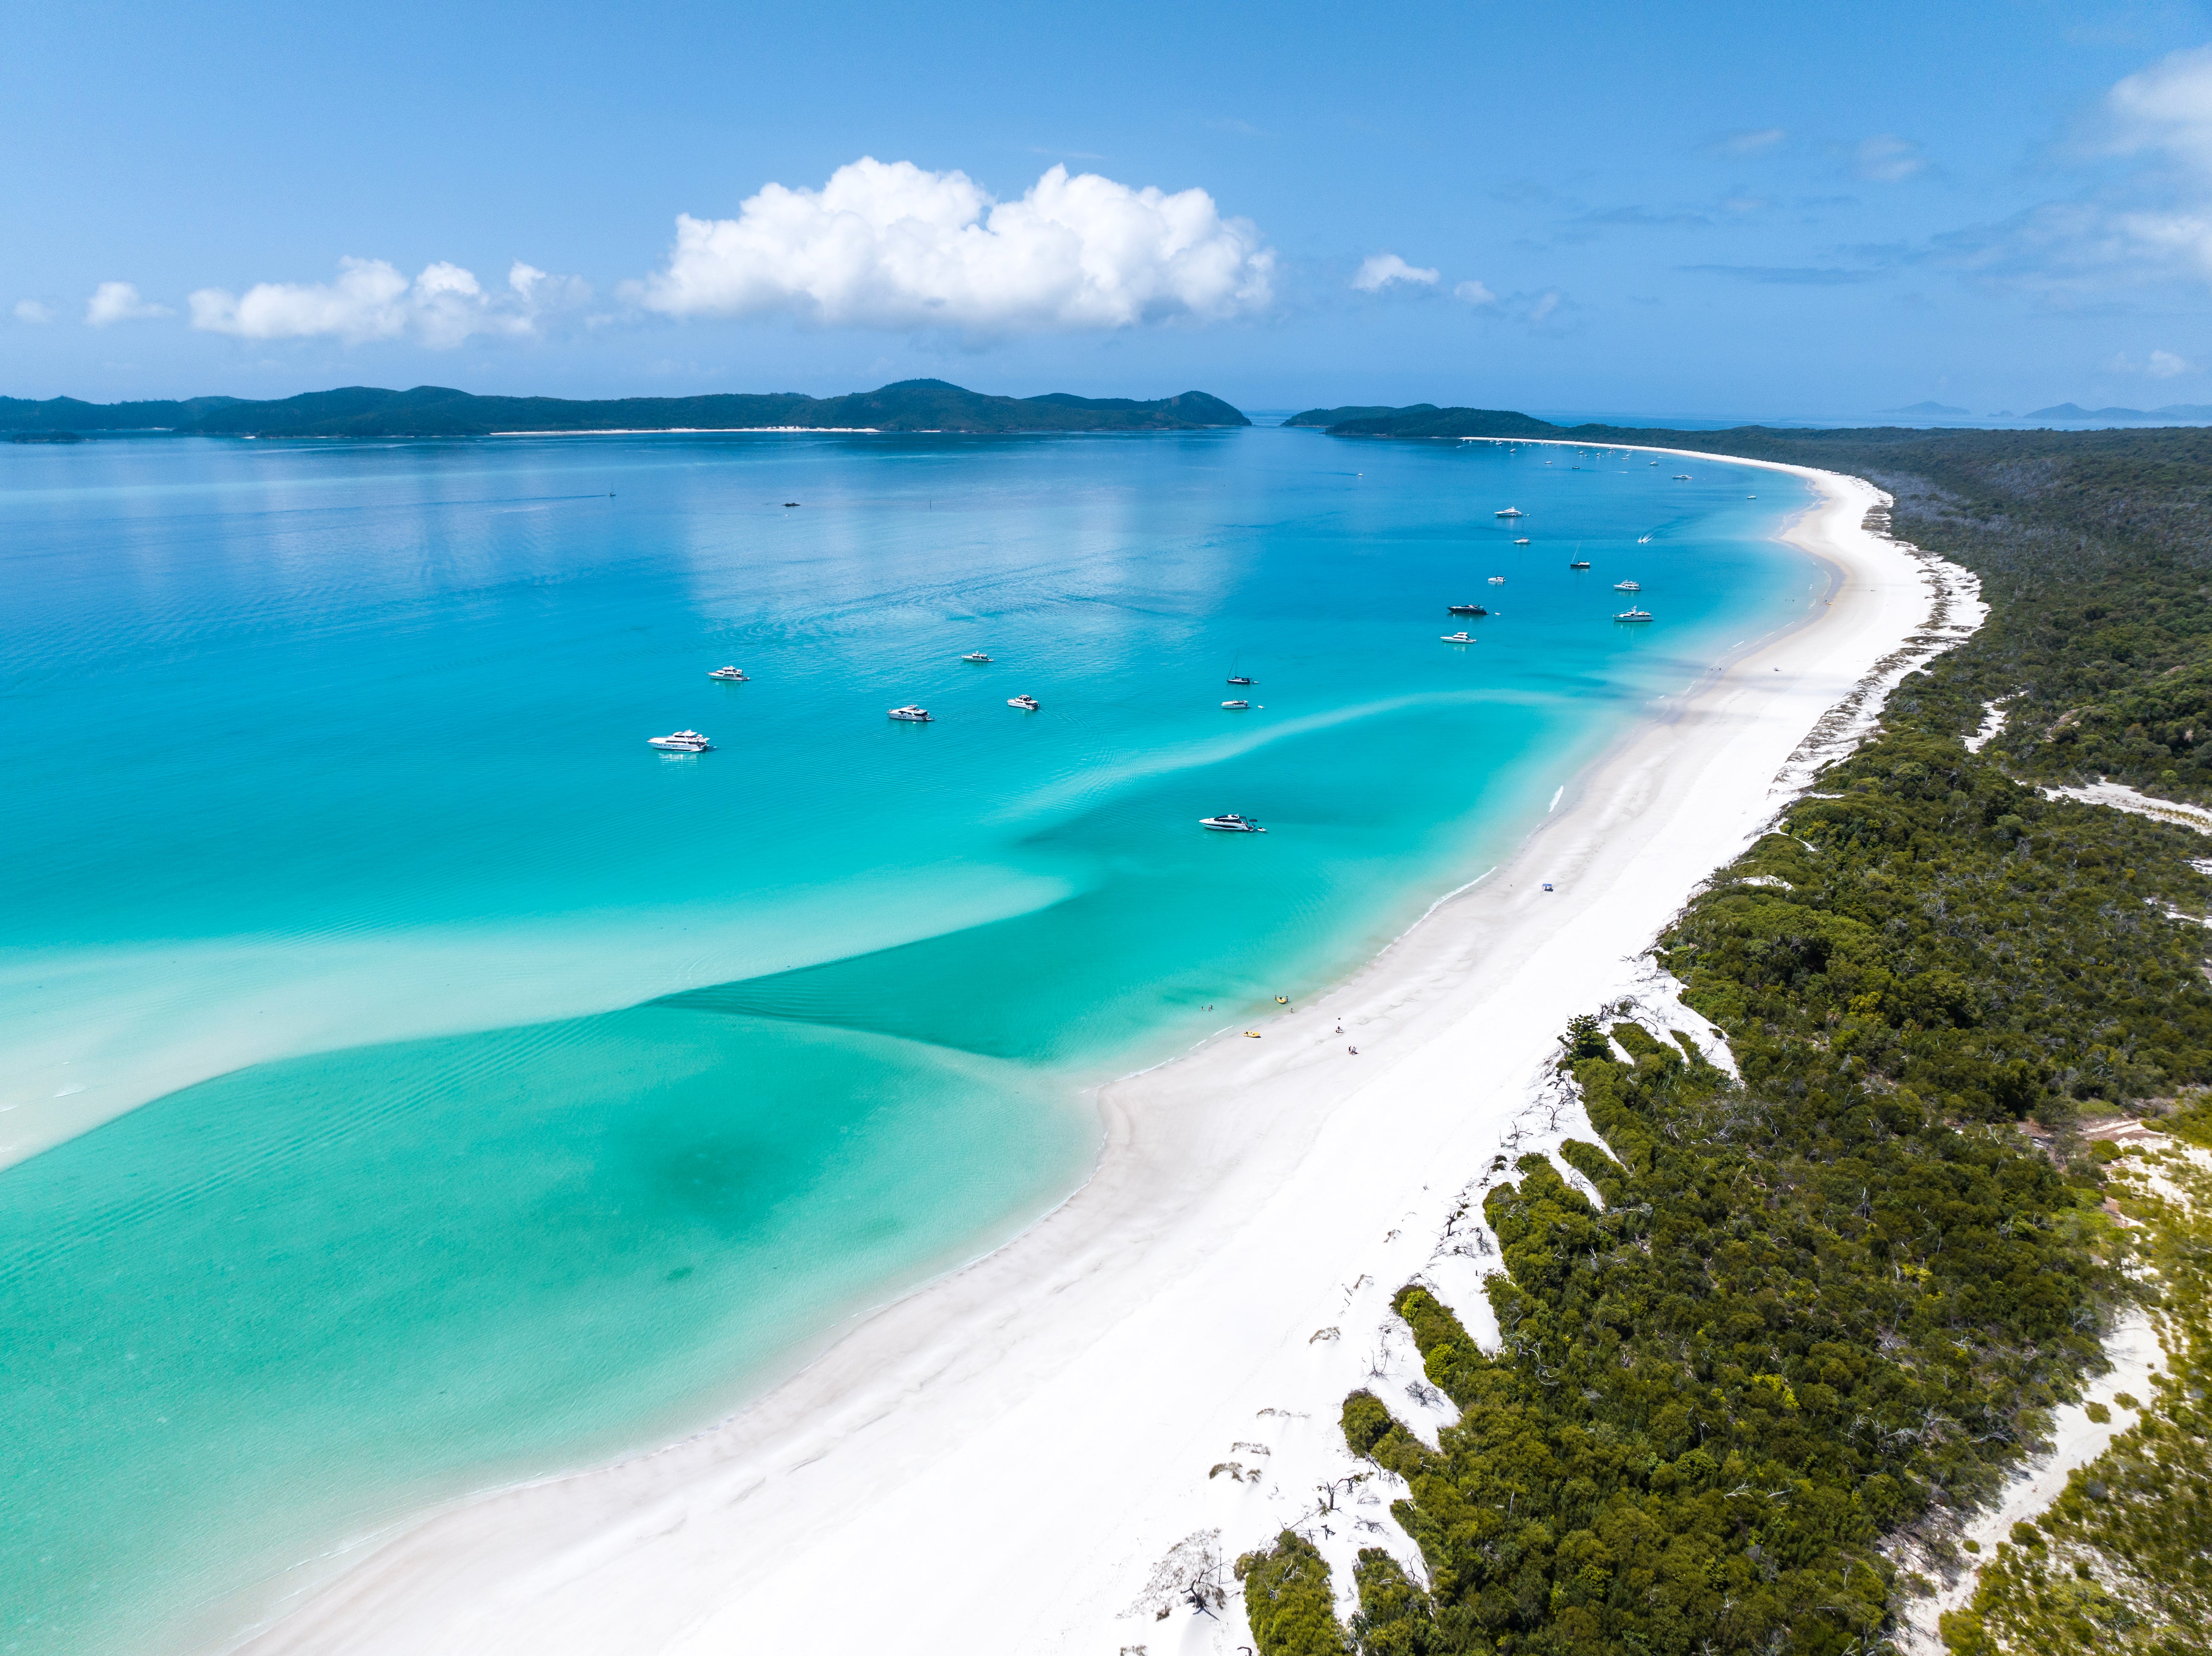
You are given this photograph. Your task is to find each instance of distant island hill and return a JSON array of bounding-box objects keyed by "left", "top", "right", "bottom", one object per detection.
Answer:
[
  {"left": 1283, "top": 401, "right": 2212, "bottom": 437},
  {"left": 0, "top": 379, "right": 1249, "bottom": 440}
]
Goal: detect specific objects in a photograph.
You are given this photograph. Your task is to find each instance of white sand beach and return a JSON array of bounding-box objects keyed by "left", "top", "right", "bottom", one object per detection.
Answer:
[{"left": 219, "top": 456, "right": 1980, "bottom": 1656}]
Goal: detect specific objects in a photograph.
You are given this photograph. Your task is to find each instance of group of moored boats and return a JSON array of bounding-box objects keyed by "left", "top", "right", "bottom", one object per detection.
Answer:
[{"left": 651, "top": 651, "right": 1046, "bottom": 748}]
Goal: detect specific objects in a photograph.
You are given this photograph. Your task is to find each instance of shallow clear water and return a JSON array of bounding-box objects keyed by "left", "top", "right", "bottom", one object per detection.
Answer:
[{"left": 0, "top": 430, "right": 1816, "bottom": 1652}]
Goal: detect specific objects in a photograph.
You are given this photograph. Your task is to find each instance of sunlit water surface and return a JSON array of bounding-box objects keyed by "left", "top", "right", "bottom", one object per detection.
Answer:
[{"left": 0, "top": 429, "right": 1817, "bottom": 1652}]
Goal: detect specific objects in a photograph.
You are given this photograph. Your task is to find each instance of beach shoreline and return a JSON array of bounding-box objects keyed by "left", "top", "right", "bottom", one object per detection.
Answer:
[{"left": 216, "top": 453, "right": 1981, "bottom": 1656}]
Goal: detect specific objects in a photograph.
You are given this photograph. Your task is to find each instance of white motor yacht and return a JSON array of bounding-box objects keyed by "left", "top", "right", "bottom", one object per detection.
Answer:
[
  {"left": 1007, "top": 694, "right": 1040, "bottom": 711},
  {"left": 1440, "top": 631, "right": 1474, "bottom": 643},
  {"left": 1488, "top": 575, "right": 1506, "bottom": 584},
  {"left": 888, "top": 705, "right": 933, "bottom": 722},
  {"left": 1221, "top": 698, "right": 1251, "bottom": 710},
  {"left": 1200, "top": 813, "right": 1265, "bottom": 833},
  {"left": 1513, "top": 536, "right": 1531, "bottom": 545},
  {"left": 707, "top": 666, "right": 748, "bottom": 682},
  {"left": 1614, "top": 580, "right": 1641, "bottom": 592},
  {"left": 1495, "top": 507, "right": 1525, "bottom": 518},
  {"left": 649, "top": 729, "right": 713, "bottom": 752},
  {"left": 1614, "top": 609, "right": 1654, "bottom": 623},
  {"left": 962, "top": 652, "right": 993, "bottom": 664}
]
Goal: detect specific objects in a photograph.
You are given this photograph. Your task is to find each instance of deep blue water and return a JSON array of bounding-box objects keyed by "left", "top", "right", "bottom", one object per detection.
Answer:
[{"left": 0, "top": 428, "right": 1818, "bottom": 1653}]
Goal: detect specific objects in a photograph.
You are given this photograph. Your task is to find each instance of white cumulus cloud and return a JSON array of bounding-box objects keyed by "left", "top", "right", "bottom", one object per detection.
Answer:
[
  {"left": 2107, "top": 44, "right": 2212, "bottom": 175},
  {"left": 189, "top": 258, "right": 584, "bottom": 348},
  {"left": 85, "top": 282, "right": 173, "bottom": 325},
  {"left": 2105, "top": 347, "right": 2195, "bottom": 377},
  {"left": 636, "top": 157, "right": 1274, "bottom": 333},
  {"left": 14, "top": 299, "right": 55, "bottom": 324},
  {"left": 1453, "top": 279, "right": 1497, "bottom": 305},
  {"left": 1351, "top": 253, "right": 1440, "bottom": 293}
]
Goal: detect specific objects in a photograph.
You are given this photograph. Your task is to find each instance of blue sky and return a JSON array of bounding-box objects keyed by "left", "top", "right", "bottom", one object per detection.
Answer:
[{"left": 6, "top": 0, "right": 2212, "bottom": 416}]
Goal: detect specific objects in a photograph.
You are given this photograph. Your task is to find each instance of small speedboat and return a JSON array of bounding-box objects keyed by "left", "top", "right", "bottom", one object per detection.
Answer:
[
  {"left": 1007, "top": 694, "right": 1040, "bottom": 711},
  {"left": 1569, "top": 560, "right": 1591, "bottom": 570},
  {"left": 1636, "top": 534, "right": 1652, "bottom": 544},
  {"left": 707, "top": 666, "right": 749, "bottom": 682},
  {"left": 1221, "top": 698, "right": 1251, "bottom": 710},
  {"left": 1440, "top": 631, "right": 1474, "bottom": 644},
  {"left": 1614, "top": 609, "right": 1654, "bottom": 623},
  {"left": 649, "top": 729, "right": 712, "bottom": 752},
  {"left": 962, "top": 652, "right": 993, "bottom": 664},
  {"left": 1672, "top": 473, "right": 1692, "bottom": 480},
  {"left": 1200, "top": 813, "right": 1265, "bottom": 833},
  {"left": 1494, "top": 507, "right": 1525, "bottom": 518},
  {"left": 1488, "top": 575, "right": 1506, "bottom": 585},
  {"left": 1513, "top": 536, "right": 1531, "bottom": 545},
  {"left": 1446, "top": 603, "right": 1487, "bottom": 616},
  {"left": 888, "top": 704, "right": 933, "bottom": 722},
  {"left": 1615, "top": 581, "right": 1641, "bottom": 592}
]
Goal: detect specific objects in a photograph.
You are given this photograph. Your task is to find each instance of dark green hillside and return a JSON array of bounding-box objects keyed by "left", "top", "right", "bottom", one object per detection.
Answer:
[
  {"left": 0, "top": 379, "right": 1247, "bottom": 438},
  {"left": 0, "top": 393, "right": 243, "bottom": 432},
  {"left": 1282, "top": 404, "right": 1424, "bottom": 428},
  {"left": 1238, "top": 426, "right": 2212, "bottom": 1655}
]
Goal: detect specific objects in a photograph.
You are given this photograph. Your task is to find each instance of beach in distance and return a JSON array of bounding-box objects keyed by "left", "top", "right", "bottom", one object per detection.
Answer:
[{"left": 197, "top": 442, "right": 1975, "bottom": 1656}]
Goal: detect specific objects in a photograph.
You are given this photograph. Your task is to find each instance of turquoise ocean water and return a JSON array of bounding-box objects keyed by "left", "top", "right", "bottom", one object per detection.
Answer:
[{"left": 0, "top": 429, "right": 1818, "bottom": 1653}]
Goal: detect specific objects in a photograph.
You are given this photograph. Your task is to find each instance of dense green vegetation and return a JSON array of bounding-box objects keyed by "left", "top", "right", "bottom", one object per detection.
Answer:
[
  {"left": 0, "top": 379, "right": 1247, "bottom": 437},
  {"left": 1940, "top": 1104, "right": 2212, "bottom": 1654},
  {"left": 1237, "top": 426, "right": 2212, "bottom": 1654}
]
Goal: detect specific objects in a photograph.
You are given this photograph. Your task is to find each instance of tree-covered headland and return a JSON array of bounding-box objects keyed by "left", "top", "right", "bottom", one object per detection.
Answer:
[{"left": 1236, "top": 425, "right": 2212, "bottom": 1655}]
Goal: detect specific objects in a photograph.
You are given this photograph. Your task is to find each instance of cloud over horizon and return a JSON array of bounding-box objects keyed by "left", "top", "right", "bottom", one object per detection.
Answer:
[
  {"left": 636, "top": 158, "right": 1274, "bottom": 334},
  {"left": 85, "top": 282, "right": 173, "bottom": 325},
  {"left": 1351, "top": 253, "right": 1439, "bottom": 292},
  {"left": 188, "top": 258, "right": 584, "bottom": 347}
]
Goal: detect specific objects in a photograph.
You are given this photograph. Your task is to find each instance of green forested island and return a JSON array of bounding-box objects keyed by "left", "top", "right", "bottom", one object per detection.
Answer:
[
  {"left": 1239, "top": 423, "right": 2212, "bottom": 1656},
  {"left": 0, "top": 379, "right": 1248, "bottom": 439}
]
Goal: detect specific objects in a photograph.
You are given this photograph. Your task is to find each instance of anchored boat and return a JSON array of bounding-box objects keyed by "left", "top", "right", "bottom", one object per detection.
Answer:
[
  {"left": 888, "top": 704, "right": 933, "bottom": 722},
  {"left": 707, "top": 666, "right": 749, "bottom": 682},
  {"left": 1007, "top": 694, "right": 1040, "bottom": 711},
  {"left": 648, "top": 729, "right": 712, "bottom": 752},
  {"left": 1614, "top": 609, "right": 1654, "bottom": 623},
  {"left": 1200, "top": 812, "right": 1265, "bottom": 833}
]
